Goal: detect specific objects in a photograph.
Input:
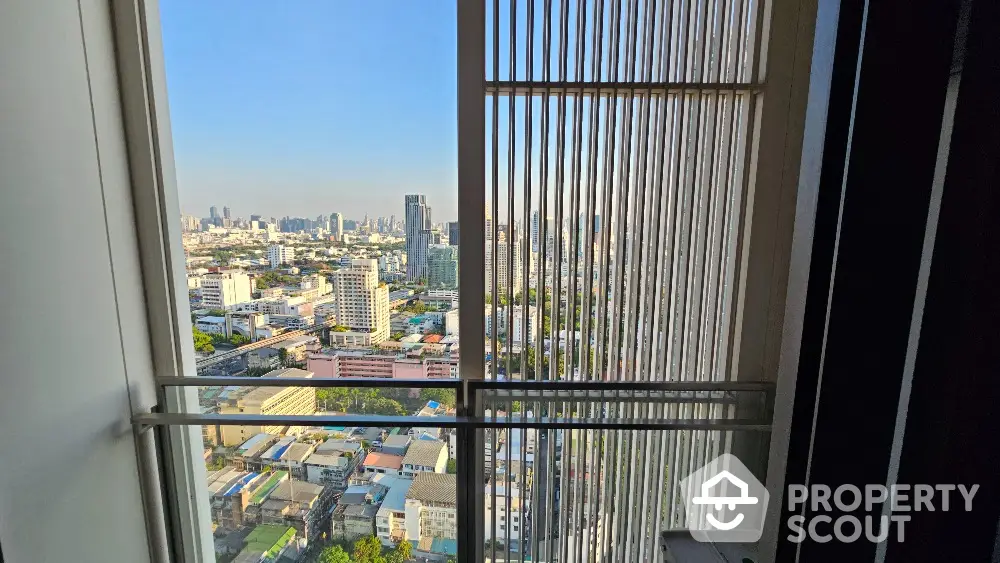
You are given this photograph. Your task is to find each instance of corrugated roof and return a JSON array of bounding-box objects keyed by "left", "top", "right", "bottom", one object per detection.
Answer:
[
  {"left": 405, "top": 473, "right": 456, "bottom": 505},
  {"left": 401, "top": 440, "right": 446, "bottom": 468}
]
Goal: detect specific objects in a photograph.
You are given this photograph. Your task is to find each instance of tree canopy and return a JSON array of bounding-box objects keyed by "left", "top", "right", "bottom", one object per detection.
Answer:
[
  {"left": 191, "top": 327, "right": 214, "bottom": 354},
  {"left": 318, "top": 545, "right": 351, "bottom": 563}
]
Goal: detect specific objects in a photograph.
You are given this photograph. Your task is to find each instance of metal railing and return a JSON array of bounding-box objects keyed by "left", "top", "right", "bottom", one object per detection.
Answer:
[{"left": 134, "top": 376, "right": 774, "bottom": 562}]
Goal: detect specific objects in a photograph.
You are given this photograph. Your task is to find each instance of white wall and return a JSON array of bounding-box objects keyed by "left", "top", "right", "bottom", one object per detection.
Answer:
[{"left": 0, "top": 0, "right": 157, "bottom": 561}]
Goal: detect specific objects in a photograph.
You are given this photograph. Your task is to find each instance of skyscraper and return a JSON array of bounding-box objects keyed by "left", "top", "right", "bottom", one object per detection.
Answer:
[
  {"left": 222, "top": 206, "right": 231, "bottom": 220},
  {"left": 405, "top": 194, "right": 431, "bottom": 281},
  {"left": 330, "top": 212, "right": 344, "bottom": 240},
  {"left": 448, "top": 221, "right": 460, "bottom": 247},
  {"left": 427, "top": 245, "right": 459, "bottom": 289},
  {"left": 209, "top": 205, "right": 219, "bottom": 219}
]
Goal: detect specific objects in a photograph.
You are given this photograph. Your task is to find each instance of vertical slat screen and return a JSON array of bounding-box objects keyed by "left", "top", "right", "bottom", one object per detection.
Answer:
[{"left": 482, "top": 0, "right": 763, "bottom": 559}]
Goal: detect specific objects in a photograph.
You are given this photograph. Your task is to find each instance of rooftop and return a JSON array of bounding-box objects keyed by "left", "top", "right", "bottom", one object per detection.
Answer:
[
  {"left": 241, "top": 368, "right": 313, "bottom": 403},
  {"left": 303, "top": 453, "right": 350, "bottom": 468},
  {"left": 374, "top": 475, "right": 412, "bottom": 514},
  {"left": 405, "top": 473, "right": 457, "bottom": 505},
  {"left": 342, "top": 503, "right": 379, "bottom": 520},
  {"left": 268, "top": 480, "right": 324, "bottom": 503},
  {"left": 381, "top": 435, "right": 411, "bottom": 448},
  {"left": 401, "top": 440, "right": 446, "bottom": 468},
  {"left": 363, "top": 452, "right": 403, "bottom": 470},
  {"left": 241, "top": 525, "right": 295, "bottom": 560},
  {"left": 249, "top": 471, "right": 288, "bottom": 505}
]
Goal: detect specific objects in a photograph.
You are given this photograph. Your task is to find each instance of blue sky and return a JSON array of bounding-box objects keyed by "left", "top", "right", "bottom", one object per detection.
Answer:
[{"left": 160, "top": 1, "right": 458, "bottom": 222}]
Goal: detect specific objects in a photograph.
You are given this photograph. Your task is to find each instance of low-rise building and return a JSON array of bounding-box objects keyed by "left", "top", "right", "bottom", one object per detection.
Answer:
[
  {"left": 229, "top": 433, "right": 280, "bottom": 471},
  {"left": 375, "top": 475, "right": 413, "bottom": 547},
  {"left": 404, "top": 473, "right": 457, "bottom": 546},
  {"left": 379, "top": 434, "right": 412, "bottom": 457},
  {"left": 362, "top": 452, "right": 403, "bottom": 477},
  {"left": 331, "top": 485, "right": 377, "bottom": 541},
  {"left": 303, "top": 446, "right": 361, "bottom": 491},
  {"left": 207, "top": 468, "right": 288, "bottom": 531},
  {"left": 259, "top": 480, "right": 332, "bottom": 543},
  {"left": 218, "top": 368, "right": 317, "bottom": 446},
  {"left": 400, "top": 439, "right": 448, "bottom": 478}
]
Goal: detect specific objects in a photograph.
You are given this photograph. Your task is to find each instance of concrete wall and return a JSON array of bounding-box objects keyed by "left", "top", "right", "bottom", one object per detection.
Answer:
[{"left": 0, "top": 0, "right": 157, "bottom": 561}]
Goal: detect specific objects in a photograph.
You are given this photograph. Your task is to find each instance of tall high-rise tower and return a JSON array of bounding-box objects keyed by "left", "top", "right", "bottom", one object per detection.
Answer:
[{"left": 405, "top": 195, "right": 432, "bottom": 281}]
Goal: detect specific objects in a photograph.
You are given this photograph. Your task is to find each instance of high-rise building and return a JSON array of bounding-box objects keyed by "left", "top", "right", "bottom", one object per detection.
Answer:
[
  {"left": 267, "top": 245, "right": 295, "bottom": 269},
  {"left": 209, "top": 205, "right": 219, "bottom": 219},
  {"left": 495, "top": 225, "right": 522, "bottom": 296},
  {"left": 427, "top": 245, "right": 459, "bottom": 289},
  {"left": 328, "top": 259, "right": 390, "bottom": 347},
  {"left": 200, "top": 270, "right": 252, "bottom": 310},
  {"left": 447, "top": 221, "right": 460, "bottom": 246},
  {"left": 404, "top": 195, "right": 431, "bottom": 281},
  {"left": 330, "top": 212, "right": 344, "bottom": 240},
  {"left": 222, "top": 206, "right": 231, "bottom": 220}
]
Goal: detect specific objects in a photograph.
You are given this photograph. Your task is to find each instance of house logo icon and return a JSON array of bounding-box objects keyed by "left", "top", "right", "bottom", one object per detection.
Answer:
[{"left": 679, "top": 454, "right": 769, "bottom": 542}]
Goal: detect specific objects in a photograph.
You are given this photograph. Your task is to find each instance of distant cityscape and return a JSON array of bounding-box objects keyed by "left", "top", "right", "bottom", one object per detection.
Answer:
[{"left": 182, "top": 194, "right": 567, "bottom": 562}]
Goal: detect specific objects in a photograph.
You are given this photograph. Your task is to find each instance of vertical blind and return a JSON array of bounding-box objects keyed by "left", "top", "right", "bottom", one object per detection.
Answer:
[{"left": 480, "top": 0, "right": 766, "bottom": 559}]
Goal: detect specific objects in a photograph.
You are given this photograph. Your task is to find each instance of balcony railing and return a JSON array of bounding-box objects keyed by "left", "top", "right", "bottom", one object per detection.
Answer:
[{"left": 134, "top": 376, "right": 773, "bottom": 562}]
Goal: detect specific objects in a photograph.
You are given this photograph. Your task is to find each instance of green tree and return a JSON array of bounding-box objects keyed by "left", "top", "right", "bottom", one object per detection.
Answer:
[
  {"left": 391, "top": 540, "right": 412, "bottom": 563},
  {"left": 401, "top": 300, "right": 428, "bottom": 314},
  {"left": 446, "top": 459, "right": 457, "bottom": 474},
  {"left": 352, "top": 535, "right": 384, "bottom": 563},
  {"left": 317, "top": 387, "right": 352, "bottom": 411},
  {"left": 191, "top": 326, "right": 215, "bottom": 354},
  {"left": 277, "top": 348, "right": 288, "bottom": 366},
  {"left": 419, "top": 388, "right": 457, "bottom": 408},
  {"left": 318, "top": 545, "right": 351, "bottom": 563}
]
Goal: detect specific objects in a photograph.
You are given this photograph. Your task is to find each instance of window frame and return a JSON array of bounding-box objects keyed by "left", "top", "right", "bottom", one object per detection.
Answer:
[{"left": 115, "top": 0, "right": 825, "bottom": 560}]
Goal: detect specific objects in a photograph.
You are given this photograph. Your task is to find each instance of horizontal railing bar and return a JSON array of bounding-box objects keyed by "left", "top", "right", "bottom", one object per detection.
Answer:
[
  {"left": 470, "top": 380, "right": 773, "bottom": 391},
  {"left": 133, "top": 412, "right": 772, "bottom": 432},
  {"left": 154, "top": 376, "right": 463, "bottom": 389},
  {"left": 481, "top": 391, "right": 740, "bottom": 406},
  {"left": 156, "top": 376, "right": 773, "bottom": 392},
  {"left": 484, "top": 80, "right": 759, "bottom": 96}
]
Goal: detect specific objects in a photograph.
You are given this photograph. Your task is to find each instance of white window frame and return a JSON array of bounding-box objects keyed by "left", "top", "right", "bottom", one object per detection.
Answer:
[
  {"left": 110, "top": 0, "right": 828, "bottom": 559},
  {"left": 111, "top": 0, "right": 214, "bottom": 560}
]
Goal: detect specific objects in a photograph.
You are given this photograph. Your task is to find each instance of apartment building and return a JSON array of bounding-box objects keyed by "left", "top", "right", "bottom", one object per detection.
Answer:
[
  {"left": 328, "top": 259, "right": 390, "bottom": 346},
  {"left": 306, "top": 351, "right": 458, "bottom": 380},
  {"left": 219, "top": 368, "right": 317, "bottom": 446},
  {"left": 201, "top": 270, "right": 252, "bottom": 310},
  {"left": 484, "top": 482, "right": 523, "bottom": 542},
  {"left": 426, "top": 244, "right": 458, "bottom": 289},
  {"left": 483, "top": 305, "right": 537, "bottom": 342},
  {"left": 267, "top": 244, "right": 294, "bottom": 268},
  {"left": 404, "top": 473, "right": 457, "bottom": 543}
]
